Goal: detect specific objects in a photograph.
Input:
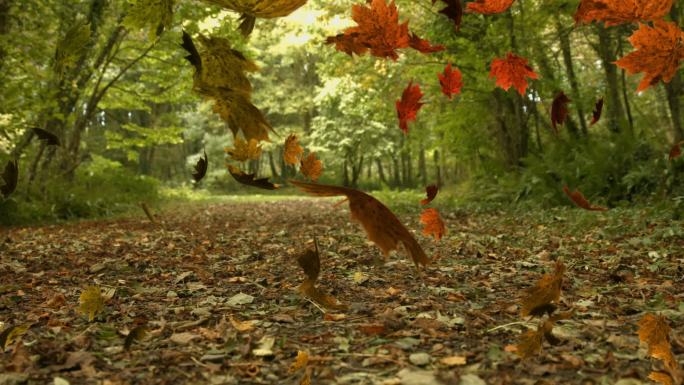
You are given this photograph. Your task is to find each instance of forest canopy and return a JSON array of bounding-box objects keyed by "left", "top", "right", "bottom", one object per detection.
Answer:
[{"left": 1, "top": 0, "right": 684, "bottom": 224}]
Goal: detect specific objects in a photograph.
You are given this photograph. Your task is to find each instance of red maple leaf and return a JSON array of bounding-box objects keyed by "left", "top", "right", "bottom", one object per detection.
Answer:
[
  {"left": 466, "top": 0, "right": 515, "bottom": 14},
  {"left": 433, "top": 0, "right": 463, "bottom": 30},
  {"left": 551, "top": 91, "right": 571, "bottom": 134},
  {"left": 590, "top": 97, "right": 604, "bottom": 126},
  {"left": 669, "top": 141, "right": 683, "bottom": 161},
  {"left": 615, "top": 20, "right": 684, "bottom": 92},
  {"left": 409, "top": 33, "right": 445, "bottom": 54},
  {"left": 438, "top": 63, "right": 463, "bottom": 99},
  {"left": 563, "top": 185, "right": 608, "bottom": 211},
  {"left": 574, "top": 0, "right": 673, "bottom": 26},
  {"left": 421, "top": 184, "right": 439, "bottom": 205},
  {"left": 396, "top": 81, "right": 424, "bottom": 134},
  {"left": 489, "top": 52, "right": 539, "bottom": 95}
]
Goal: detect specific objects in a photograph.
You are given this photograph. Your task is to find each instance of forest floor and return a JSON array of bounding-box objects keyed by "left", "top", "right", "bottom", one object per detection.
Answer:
[{"left": 1, "top": 197, "right": 683, "bottom": 385}]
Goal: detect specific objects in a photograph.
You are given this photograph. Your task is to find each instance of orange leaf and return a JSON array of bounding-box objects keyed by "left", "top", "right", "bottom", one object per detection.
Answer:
[
  {"left": 290, "top": 180, "right": 429, "bottom": 268},
  {"left": 520, "top": 260, "right": 565, "bottom": 318},
  {"left": 288, "top": 351, "right": 309, "bottom": 374},
  {"left": 438, "top": 63, "right": 463, "bottom": 100},
  {"left": 396, "top": 81, "right": 424, "bottom": 134},
  {"left": 574, "top": 0, "right": 673, "bottom": 26},
  {"left": 420, "top": 184, "right": 439, "bottom": 205},
  {"left": 615, "top": 20, "right": 684, "bottom": 92},
  {"left": 420, "top": 208, "right": 446, "bottom": 241},
  {"left": 562, "top": 185, "right": 608, "bottom": 211},
  {"left": 409, "top": 33, "right": 445, "bottom": 54},
  {"left": 466, "top": 0, "right": 515, "bottom": 14},
  {"left": 358, "top": 323, "right": 386, "bottom": 335},
  {"left": 300, "top": 153, "right": 323, "bottom": 181},
  {"left": 638, "top": 313, "right": 671, "bottom": 352},
  {"left": 489, "top": 52, "right": 538, "bottom": 95},
  {"left": 284, "top": 134, "right": 304, "bottom": 166},
  {"left": 648, "top": 372, "right": 674, "bottom": 385},
  {"left": 516, "top": 328, "right": 543, "bottom": 359},
  {"left": 590, "top": 97, "right": 604, "bottom": 126}
]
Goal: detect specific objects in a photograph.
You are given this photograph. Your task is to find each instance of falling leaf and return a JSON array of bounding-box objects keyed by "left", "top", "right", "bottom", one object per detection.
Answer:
[
  {"left": 489, "top": 52, "right": 538, "bottom": 95},
  {"left": 615, "top": 20, "right": 684, "bottom": 92},
  {"left": 200, "top": 0, "right": 307, "bottom": 36},
  {"left": 408, "top": 33, "right": 445, "bottom": 54},
  {"left": 297, "top": 240, "right": 320, "bottom": 283},
  {"left": 516, "top": 328, "right": 543, "bottom": 358},
  {"left": 591, "top": 97, "right": 604, "bottom": 126},
  {"left": 226, "top": 138, "right": 262, "bottom": 162},
  {"left": 326, "top": 0, "right": 409, "bottom": 60},
  {"left": 438, "top": 63, "right": 463, "bottom": 100},
  {"left": 433, "top": 0, "right": 463, "bottom": 30},
  {"left": 79, "top": 286, "right": 105, "bottom": 322},
  {"left": 124, "top": 324, "right": 148, "bottom": 351},
  {"left": 1, "top": 160, "right": 18, "bottom": 199},
  {"left": 466, "top": 0, "right": 515, "bottom": 14},
  {"left": 551, "top": 91, "right": 571, "bottom": 134},
  {"left": 637, "top": 313, "right": 682, "bottom": 383},
  {"left": 0, "top": 324, "right": 31, "bottom": 350},
  {"left": 193, "top": 150, "right": 208, "bottom": 183},
  {"left": 669, "top": 141, "right": 683, "bottom": 161},
  {"left": 289, "top": 350, "right": 309, "bottom": 374},
  {"left": 520, "top": 260, "right": 565, "bottom": 317},
  {"left": 122, "top": 0, "right": 175, "bottom": 38},
  {"left": 32, "top": 128, "right": 60, "bottom": 146},
  {"left": 290, "top": 180, "right": 429, "bottom": 268},
  {"left": 300, "top": 153, "right": 323, "bottom": 181},
  {"left": 574, "top": 0, "right": 673, "bottom": 26},
  {"left": 181, "top": 30, "right": 202, "bottom": 73},
  {"left": 421, "top": 184, "right": 439, "bottom": 205},
  {"left": 228, "top": 165, "right": 279, "bottom": 190},
  {"left": 563, "top": 185, "right": 608, "bottom": 211},
  {"left": 396, "top": 81, "right": 424, "bottom": 134},
  {"left": 295, "top": 239, "right": 347, "bottom": 310},
  {"left": 284, "top": 134, "right": 304, "bottom": 165},
  {"left": 420, "top": 208, "right": 446, "bottom": 241}
]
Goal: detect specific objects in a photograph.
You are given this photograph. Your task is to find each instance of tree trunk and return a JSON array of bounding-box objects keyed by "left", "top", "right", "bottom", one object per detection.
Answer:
[
  {"left": 268, "top": 152, "right": 280, "bottom": 179},
  {"left": 375, "top": 158, "right": 387, "bottom": 185},
  {"left": 433, "top": 150, "right": 442, "bottom": 187},
  {"left": 556, "top": 15, "right": 588, "bottom": 136},
  {"left": 665, "top": 4, "right": 684, "bottom": 142},
  {"left": 419, "top": 145, "right": 427, "bottom": 186},
  {"left": 596, "top": 25, "right": 625, "bottom": 133}
]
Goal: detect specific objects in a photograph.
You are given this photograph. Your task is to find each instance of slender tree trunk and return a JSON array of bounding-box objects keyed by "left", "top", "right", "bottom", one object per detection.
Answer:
[
  {"left": 268, "top": 152, "right": 280, "bottom": 179},
  {"left": 433, "top": 150, "right": 442, "bottom": 187},
  {"left": 343, "top": 158, "right": 350, "bottom": 187},
  {"left": 596, "top": 25, "right": 625, "bottom": 133},
  {"left": 375, "top": 158, "right": 387, "bottom": 185},
  {"left": 556, "top": 15, "right": 588, "bottom": 136},
  {"left": 665, "top": 4, "right": 684, "bottom": 142}
]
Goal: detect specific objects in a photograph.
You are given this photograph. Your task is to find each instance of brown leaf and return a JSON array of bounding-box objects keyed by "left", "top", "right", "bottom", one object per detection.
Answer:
[
  {"left": 563, "top": 185, "right": 608, "bottom": 211},
  {"left": 420, "top": 208, "right": 446, "bottom": 241},
  {"left": 421, "top": 184, "right": 439, "bottom": 205},
  {"left": 290, "top": 180, "right": 429, "bottom": 268},
  {"left": 516, "top": 328, "right": 543, "bottom": 359},
  {"left": 551, "top": 91, "right": 571, "bottom": 134},
  {"left": 284, "top": 134, "right": 304, "bottom": 166},
  {"left": 300, "top": 153, "right": 323, "bottom": 181},
  {"left": 520, "top": 260, "right": 565, "bottom": 318},
  {"left": 590, "top": 97, "right": 604, "bottom": 126},
  {"left": 228, "top": 165, "right": 279, "bottom": 190},
  {"left": 669, "top": 141, "right": 683, "bottom": 161},
  {"left": 296, "top": 239, "right": 320, "bottom": 283}
]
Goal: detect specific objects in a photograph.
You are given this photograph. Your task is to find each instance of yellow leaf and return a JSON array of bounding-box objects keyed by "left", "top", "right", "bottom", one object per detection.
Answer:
[
  {"left": 122, "top": 0, "right": 175, "bottom": 38},
  {"left": 0, "top": 324, "right": 31, "bottom": 350},
  {"left": 79, "top": 286, "right": 105, "bottom": 322},
  {"left": 284, "top": 134, "right": 304, "bottom": 166},
  {"left": 300, "top": 152, "right": 322, "bottom": 181},
  {"left": 230, "top": 316, "right": 256, "bottom": 332},
  {"left": 226, "top": 137, "right": 262, "bottom": 162},
  {"left": 440, "top": 355, "right": 467, "bottom": 366},
  {"left": 288, "top": 350, "right": 309, "bottom": 374},
  {"left": 300, "top": 368, "right": 311, "bottom": 385}
]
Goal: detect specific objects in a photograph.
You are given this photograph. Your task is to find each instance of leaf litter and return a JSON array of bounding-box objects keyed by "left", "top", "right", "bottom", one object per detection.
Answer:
[{"left": 0, "top": 199, "right": 683, "bottom": 384}]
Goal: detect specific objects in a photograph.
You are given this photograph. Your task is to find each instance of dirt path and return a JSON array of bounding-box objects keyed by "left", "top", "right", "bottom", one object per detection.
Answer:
[{"left": 1, "top": 199, "right": 682, "bottom": 385}]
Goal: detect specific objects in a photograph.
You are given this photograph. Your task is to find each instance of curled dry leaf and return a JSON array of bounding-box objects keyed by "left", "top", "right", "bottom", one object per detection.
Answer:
[
  {"left": 226, "top": 137, "right": 262, "bottom": 162},
  {"left": 290, "top": 180, "right": 429, "bottom": 268},
  {"left": 489, "top": 52, "right": 538, "bottom": 95},
  {"left": 296, "top": 238, "right": 346, "bottom": 311},
  {"left": 421, "top": 184, "right": 439, "bottom": 205},
  {"left": 551, "top": 91, "right": 570, "bottom": 134},
  {"left": 520, "top": 260, "right": 565, "bottom": 318},
  {"left": 615, "top": 20, "right": 684, "bottom": 92},
  {"left": 420, "top": 208, "right": 446, "bottom": 241},
  {"left": 284, "top": 134, "right": 304, "bottom": 166},
  {"left": 574, "top": 0, "right": 673, "bottom": 26},
  {"left": 193, "top": 150, "right": 208, "bottom": 183},
  {"left": 0, "top": 324, "right": 31, "bottom": 350},
  {"left": 591, "top": 97, "right": 604, "bottom": 126},
  {"left": 228, "top": 165, "right": 279, "bottom": 190},
  {"left": 396, "top": 81, "right": 424, "bottom": 134},
  {"left": 79, "top": 286, "right": 105, "bottom": 322},
  {"left": 300, "top": 153, "right": 323, "bottom": 181},
  {"left": 438, "top": 63, "right": 463, "bottom": 100},
  {"left": 32, "top": 127, "right": 60, "bottom": 146},
  {"left": 433, "top": 0, "right": 463, "bottom": 31},
  {"left": 466, "top": 0, "right": 515, "bottom": 14},
  {"left": 563, "top": 185, "right": 608, "bottom": 211},
  {"left": 1, "top": 159, "right": 18, "bottom": 199}
]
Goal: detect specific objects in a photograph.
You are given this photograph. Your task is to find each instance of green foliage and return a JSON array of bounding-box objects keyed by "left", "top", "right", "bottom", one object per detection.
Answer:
[
  {"left": 122, "top": 0, "right": 176, "bottom": 39},
  {"left": 53, "top": 21, "right": 92, "bottom": 78},
  {"left": 0, "top": 156, "right": 158, "bottom": 226}
]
